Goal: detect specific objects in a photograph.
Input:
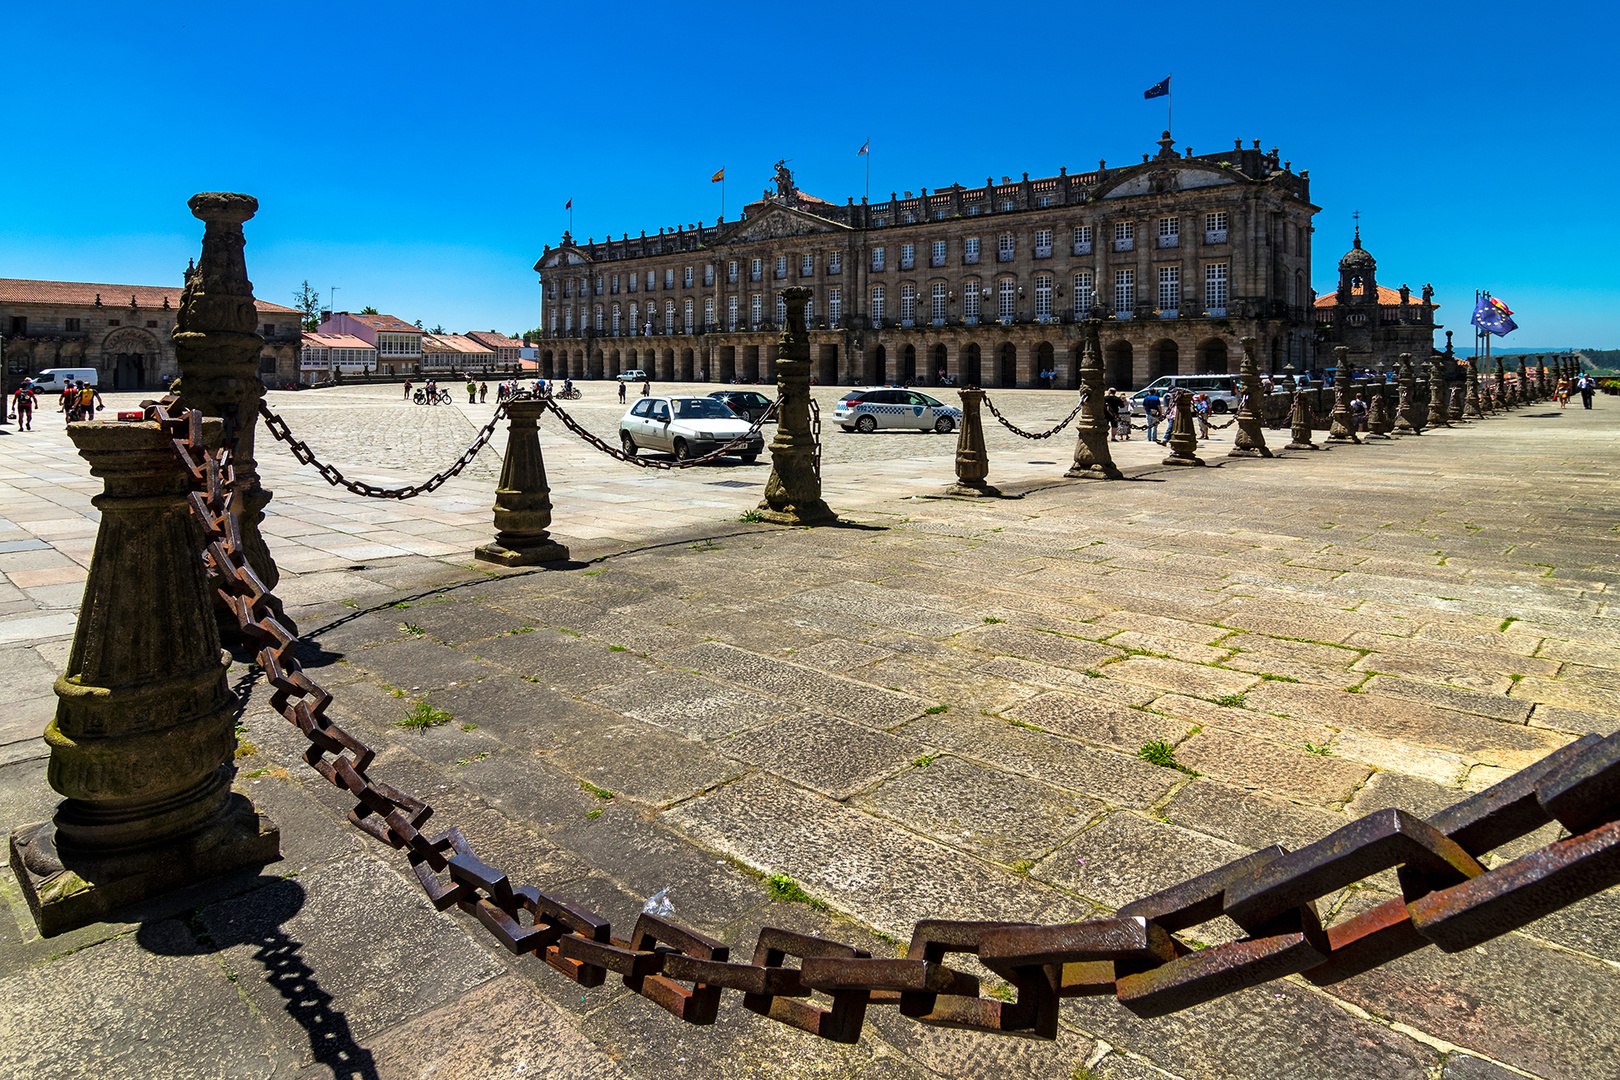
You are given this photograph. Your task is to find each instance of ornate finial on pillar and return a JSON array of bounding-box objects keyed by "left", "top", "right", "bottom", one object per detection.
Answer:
[
  {"left": 1161, "top": 389, "right": 1205, "bottom": 466},
  {"left": 1393, "top": 353, "right": 1421, "bottom": 435},
  {"left": 1229, "top": 338, "right": 1274, "bottom": 457},
  {"left": 757, "top": 288, "right": 836, "bottom": 525},
  {"left": 475, "top": 400, "right": 569, "bottom": 565},
  {"left": 1065, "top": 319, "right": 1122, "bottom": 480},
  {"left": 8, "top": 417, "right": 279, "bottom": 935},
  {"left": 1286, "top": 379, "right": 1321, "bottom": 451},
  {"left": 1427, "top": 354, "right": 1453, "bottom": 428},
  {"left": 1326, "top": 347, "right": 1360, "bottom": 444},
  {"left": 944, "top": 388, "right": 1000, "bottom": 496}
]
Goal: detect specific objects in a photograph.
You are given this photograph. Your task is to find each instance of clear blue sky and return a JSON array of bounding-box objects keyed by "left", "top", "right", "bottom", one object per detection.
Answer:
[{"left": 4, "top": 1, "right": 1616, "bottom": 349}]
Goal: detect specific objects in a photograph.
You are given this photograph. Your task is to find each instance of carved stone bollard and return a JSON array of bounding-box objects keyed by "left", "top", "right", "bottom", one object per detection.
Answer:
[
  {"left": 1517, "top": 358, "right": 1532, "bottom": 405},
  {"left": 1449, "top": 383, "right": 1467, "bottom": 422},
  {"left": 1427, "top": 357, "right": 1452, "bottom": 428},
  {"left": 9, "top": 418, "right": 279, "bottom": 936},
  {"left": 1286, "top": 384, "right": 1320, "bottom": 450},
  {"left": 1366, "top": 377, "right": 1393, "bottom": 439},
  {"left": 758, "top": 288, "right": 836, "bottom": 525},
  {"left": 1326, "top": 347, "right": 1360, "bottom": 444},
  {"left": 1161, "top": 389, "right": 1204, "bottom": 466},
  {"left": 1065, "top": 318, "right": 1122, "bottom": 480},
  {"left": 945, "top": 388, "right": 1000, "bottom": 496},
  {"left": 1228, "top": 337, "right": 1273, "bottom": 458},
  {"left": 1393, "top": 354, "right": 1421, "bottom": 435},
  {"left": 174, "top": 193, "right": 280, "bottom": 608},
  {"left": 475, "top": 399, "right": 569, "bottom": 565},
  {"left": 1465, "top": 361, "right": 1486, "bottom": 419}
]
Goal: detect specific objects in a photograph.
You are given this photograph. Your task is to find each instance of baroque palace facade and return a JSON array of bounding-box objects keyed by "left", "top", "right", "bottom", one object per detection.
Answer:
[{"left": 534, "top": 135, "right": 1317, "bottom": 389}]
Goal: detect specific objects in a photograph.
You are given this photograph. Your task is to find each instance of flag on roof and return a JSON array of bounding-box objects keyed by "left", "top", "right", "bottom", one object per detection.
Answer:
[
  {"left": 1144, "top": 76, "right": 1170, "bottom": 99},
  {"left": 857, "top": 139, "right": 870, "bottom": 156},
  {"left": 1471, "top": 294, "right": 1517, "bottom": 337},
  {"left": 711, "top": 167, "right": 724, "bottom": 183}
]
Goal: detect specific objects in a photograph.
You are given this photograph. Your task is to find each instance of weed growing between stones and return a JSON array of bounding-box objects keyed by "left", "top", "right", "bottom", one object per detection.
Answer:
[
  {"left": 737, "top": 509, "right": 764, "bottom": 523},
  {"left": 397, "top": 698, "right": 454, "bottom": 732},
  {"left": 460, "top": 723, "right": 478, "bottom": 731},
  {"left": 399, "top": 622, "right": 425, "bottom": 637},
  {"left": 767, "top": 873, "right": 829, "bottom": 911},
  {"left": 1259, "top": 673, "right": 1300, "bottom": 683},
  {"left": 609, "top": 645, "right": 628, "bottom": 652},
  {"left": 1304, "top": 742, "right": 1333, "bottom": 756},
  {"left": 983, "top": 616, "right": 1005, "bottom": 624},
  {"left": 511, "top": 626, "right": 535, "bottom": 634},
  {"left": 1083, "top": 669, "right": 1105, "bottom": 678},
  {"left": 911, "top": 754, "right": 938, "bottom": 768},
  {"left": 339, "top": 597, "right": 357, "bottom": 608},
  {"left": 580, "top": 780, "right": 615, "bottom": 800},
  {"left": 1138, "top": 739, "right": 1198, "bottom": 776},
  {"left": 1010, "top": 860, "right": 1034, "bottom": 876},
  {"left": 1500, "top": 617, "right": 1521, "bottom": 632},
  {"left": 585, "top": 809, "right": 603, "bottom": 820},
  {"left": 1213, "top": 693, "right": 1247, "bottom": 708},
  {"left": 924, "top": 704, "right": 949, "bottom": 715}
]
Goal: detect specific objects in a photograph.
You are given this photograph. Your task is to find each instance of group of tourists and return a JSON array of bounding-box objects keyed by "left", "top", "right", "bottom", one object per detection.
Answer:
[
  {"left": 7, "top": 378, "right": 103, "bottom": 430},
  {"left": 1103, "top": 387, "right": 1221, "bottom": 445},
  {"left": 1557, "top": 372, "right": 1596, "bottom": 409}
]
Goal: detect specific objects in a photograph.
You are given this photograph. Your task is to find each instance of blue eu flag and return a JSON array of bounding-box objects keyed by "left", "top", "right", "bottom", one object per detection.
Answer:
[
  {"left": 1144, "top": 77, "right": 1170, "bottom": 99},
  {"left": 1471, "top": 295, "right": 1517, "bottom": 337}
]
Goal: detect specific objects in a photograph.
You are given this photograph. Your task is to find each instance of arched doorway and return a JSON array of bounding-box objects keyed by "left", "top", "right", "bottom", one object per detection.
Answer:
[
  {"left": 902, "top": 344, "right": 917, "bottom": 383},
  {"left": 1036, "top": 341, "right": 1055, "bottom": 387},
  {"left": 1148, "top": 339, "right": 1179, "bottom": 381},
  {"left": 1197, "top": 338, "right": 1230, "bottom": 373},
  {"left": 932, "top": 344, "right": 947, "bottom": 384},
  {"left": 963, "top": 343, "right": 982, "bottom": 387},
  {"left": 1105, "top": 341, "right": 1133, "bottom": 389},
  {"left": 541, "top": 349, "right": 555, "bottom": 378},
  {"left": 998, "top": 343, "right": 1016, "bottom": 387},
  {"left": 103, "top": 326, "right": 161, "bottom": 390},
  {"left": 874, "top": 344, "right": 887, "bottom": 384}
]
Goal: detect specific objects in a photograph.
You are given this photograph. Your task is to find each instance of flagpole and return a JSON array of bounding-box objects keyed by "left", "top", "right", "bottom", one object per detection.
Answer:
[
  {"left": 865, "top": 138, "right": 871, "bottom": 204},
  {"left": 1167, "top": 72, "right": 1172, "bottom": 137}
]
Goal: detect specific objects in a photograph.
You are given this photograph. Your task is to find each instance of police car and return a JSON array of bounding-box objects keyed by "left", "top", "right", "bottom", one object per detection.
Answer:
[{"left": 834, "top": 387, "right": 960, "bottom": 434}]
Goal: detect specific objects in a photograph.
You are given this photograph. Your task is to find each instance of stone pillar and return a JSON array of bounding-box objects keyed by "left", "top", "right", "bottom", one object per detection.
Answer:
[
  {"left": 1464, "top": 361, "right": 1485, "bottom": 419},
  {"left": 1366, "top": 375, "right": 1393, "bottom": 439},
  {"left": 1229, "top": 337, "right": 1273, "bottom": 457},
  {"left": 1517, "top": 358, "right": 1531, "bottom": 405},
  {"left": 945, "top": 388, "right": 1000, "bottom": 496},
  {"left": 1162, "top": 389, "right": 1204, "bottom": 466},
  {"left": 475, "top": 400, "right": 569, "bottom": 566},
  {"left": 1494, "top": 357, "right": 1508, "bottom": 409},
  {"left": 9, "top": 418, "right": 279, "bottom": 936},
  {"left": 758, "top": 288, "right": 836, "bottom": 525},
  {"left": 1326, "top": 348, "right": 1359, "bottom": 444},
  {"left": 1393, "top": 354, "right": 1420, "bottom": 435},
  {"left": 1065, "top": 319, "right": 1122, "bottom": 480},
  {"left": 173, "top": 192, "right": 279, "bottom": 601},
  {"left": 1427, "top": 356, "right": 1452, "bottom": 428},
  {"left": 1448, "top": 383, "right": 1466, "bottom": 422},
  {"left": 1286, "top": 384, "right": 1320, "bottom": 450}
]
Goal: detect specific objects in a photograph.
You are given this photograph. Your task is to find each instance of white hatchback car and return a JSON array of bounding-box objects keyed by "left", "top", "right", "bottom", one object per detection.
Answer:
[
  {"left": 834, "top": 388, "right": 961, "bottom": 434},
  {"left": 619, "top": 396, "right": 765, "bottom": 463},
  {"left": 617, "top": 369, "right": 650, "bottom": 383}
]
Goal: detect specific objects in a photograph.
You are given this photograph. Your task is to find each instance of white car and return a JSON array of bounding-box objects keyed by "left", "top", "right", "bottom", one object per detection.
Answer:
[
  {"left": 619, "top": 396, "right": 765, "bottom": 463},
  {"left": 834, "top": 387, "right": 960, "bottom": 433},
  {"left": 617, "top": 369, "right": 650, "bottom": 382}
]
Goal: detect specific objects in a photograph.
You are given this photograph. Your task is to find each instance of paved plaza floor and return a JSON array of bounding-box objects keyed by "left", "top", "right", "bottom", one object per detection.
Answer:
[{"left": 1, "top": 386, "right": 1617, "bottom": 1079}]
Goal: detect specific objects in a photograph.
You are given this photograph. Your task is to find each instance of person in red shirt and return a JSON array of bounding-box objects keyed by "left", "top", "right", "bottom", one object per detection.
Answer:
[{"left": 10, "top": 380, "right": 38, "bottom": 429}]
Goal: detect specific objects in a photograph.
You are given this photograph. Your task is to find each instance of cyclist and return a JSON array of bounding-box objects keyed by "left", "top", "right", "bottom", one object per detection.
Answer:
[{"left": 562, "top": 377, "right": 574, "bottom": 398}]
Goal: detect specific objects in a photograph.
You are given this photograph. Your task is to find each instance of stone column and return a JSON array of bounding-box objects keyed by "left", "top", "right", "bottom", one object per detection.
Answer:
[
  {"left": 1326, "top": 348, "right": 1360, "bottom": 444},
  {"left": 475, "top": 400, "right": 569, "bottom": 565},
  {"left": 1065, "top": 318, "right": 1122, "bottom": 480},
  {"left": 1464, "top": 361, "right": 1485, "bottom": 419},
  {"left": 1448, "top": 382, "right": 1466, "bottom": 422},
  {"left": 1366, "top": 375, "right": 1393, "bottom": 439},
  {"left": 1162, "top": 389, "right": 1204, "bottom": 466},
  {"left": 173, "top": 192, "right": 279, "bottom": 599},
  {"left": 1427, "top": 356, "right": 1452, "bottom": 428},
  {"left": 1286, "top": 383, "right": 1320, "bottom": 450},
  {"left": 1494, "top": 357, "right": 1508, "bottom": 409},
  {"left": 759, "top": 288, "right": 836, "bottom": 525},
  {"left": 1517, "top": 358, "right": 1531, "bottom": 405},
  {"left": 1229, "top": 337, "right": 1273, "bottom": 457},
  {"left": 9, "top": 418, "right": 279, "bottom": 936},
  {"left": 945, "top": 388, "right": 1000, "bottom": 496},
  {"left": 1393, "top": 354, "right": 1420, "bottom": 435}
]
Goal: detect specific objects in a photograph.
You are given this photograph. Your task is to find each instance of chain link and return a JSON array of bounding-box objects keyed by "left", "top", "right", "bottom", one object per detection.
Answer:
[
  {"left": 258, "top": 398, "right": 508, "bottom": 499},
  {"left": 982, "top": 393, "right": 1085, "bottom": 440},
  {"left": 541, "top": 396, "right": 780, "bottom": 470},
  {"left": 146, "top": 394, "right": 1620, "bottom": 1044}
]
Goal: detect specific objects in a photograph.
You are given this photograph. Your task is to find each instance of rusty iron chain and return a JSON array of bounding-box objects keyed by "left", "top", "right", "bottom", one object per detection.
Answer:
[
  {"left": 808, "top": 397, "right": 822, "bottom": 477},
  {"left": 542, "top": 396, "right": 780, "bottom": 471},
  {"left": 257, "top": 398, "right": 508, "bottom": 500},
  {"left": 982, "top": 393, "right": 1085, "bottom": 440},
  {"left": 150, "top": 394, "right": 1620, "bottom": 1043}
]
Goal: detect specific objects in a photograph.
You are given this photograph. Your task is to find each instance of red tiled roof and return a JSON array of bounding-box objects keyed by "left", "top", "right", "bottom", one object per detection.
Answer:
[
  {"left": 0, "top": 277, "right": 299, "bottom": 314},
  {"left": 301, "top": 332, "right": 374, "bottom": 350},
  {"left": 421, "top": 333, "right": 494, "bottom": 354},
  {"left": 1315, "top": 285, "right": 1438, "bottom": 309},
  {"left": 341, "top": 312, "right": 421, "bottom": 333},
  {"left": 464, "top": 330, "right": 522, "bottom": 349}
]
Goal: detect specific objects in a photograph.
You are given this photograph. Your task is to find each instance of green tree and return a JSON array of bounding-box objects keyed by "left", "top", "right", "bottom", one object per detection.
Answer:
[
  {"left": 291, "top": 281, "right": 322, "bottom": 330},
  {"left": 361, "top": 306, "right": 380, "bottom": 315},
  {"left": 430, "top": 324, "right": 445, "bottom": 335}
]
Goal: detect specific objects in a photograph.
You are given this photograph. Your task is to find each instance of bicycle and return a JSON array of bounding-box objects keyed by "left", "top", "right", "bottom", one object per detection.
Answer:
[
  {"left": 413, "top": 388, "right": 452, "bottom": 405},
  {"left": 556, "top": 386, "right": 582, "bottom": 400}
]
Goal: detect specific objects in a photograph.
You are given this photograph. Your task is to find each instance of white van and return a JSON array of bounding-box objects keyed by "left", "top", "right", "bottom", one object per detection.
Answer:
[
  {"left": 31, "top": 368, "right": 99, "bottom": 393},
  {"left": 1128, "top": 374, "right": 1242, "bottom": 416}
]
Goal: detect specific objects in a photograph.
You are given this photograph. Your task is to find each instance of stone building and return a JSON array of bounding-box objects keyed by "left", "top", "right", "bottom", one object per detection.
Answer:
[
  {"left": 464, "top": 331, "right": 524, "bottom": 370},
  {"left": 1312, "top": 228, "right": 1441, "bottom": 371},
  {"left": 0, "top": 277, "right": 303, "bottom": 389},
  {"left": 420, "top": 333, "right": 494, "bottom": 374},
  {"left": 299, "top": 332, "right": 377, "bottom": 384},
  {"left": 533, "top": 135, "right": 1317, "bottom": 389},
  {"left": 316, "top": 312, "right": 423, "bottom": 375}
]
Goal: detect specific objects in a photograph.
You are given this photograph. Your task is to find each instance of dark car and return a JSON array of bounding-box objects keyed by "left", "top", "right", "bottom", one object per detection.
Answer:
[{"left": 707, "top": 390, "right": 776, "bottom": 424}]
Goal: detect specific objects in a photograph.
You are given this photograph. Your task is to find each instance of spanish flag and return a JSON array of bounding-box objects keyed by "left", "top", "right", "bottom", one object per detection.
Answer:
[{"left": 711, "top": 167, "right": 724, "bottom": 183}]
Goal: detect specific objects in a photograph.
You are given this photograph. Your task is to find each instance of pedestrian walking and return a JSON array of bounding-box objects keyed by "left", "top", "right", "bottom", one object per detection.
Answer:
[
  {"left": 1194, "top": 393, "right": 1211, "bottom": 439},
  {"left": 466, "top": 378, "right": 478, "bottom": 404},
  {"left": 617, "top": 380, "right": 627, "bottom": 403},
  {"left": 1579, "top": 373, "right": 1596, "bottom": 410},
  {"left": 1558, "top": 377, "right": 1571, "bottom": 408},
  {"left": 1103, "top": 388, "right": 1123, "bottom": 442},
  {"left": 1350, "top": 393, "right": 1368, "bottom": 432},
  {"left": 77, "top": 381, "right": 103, "bottom": 419},
  {"left": 1142, "top": 389, "right": 1164, "bottom": 444},
  {"left": 641, "top": 378, "right": 650, "bottom": 397},
  {"left": 403, "top": 379, "right": 412, "bottom": 400},
  {"left": 479, "top": 381, "right": 488, "bottom": 403},
  {"left": 10, "top": 379, "right": 37, "bottom": 430}
]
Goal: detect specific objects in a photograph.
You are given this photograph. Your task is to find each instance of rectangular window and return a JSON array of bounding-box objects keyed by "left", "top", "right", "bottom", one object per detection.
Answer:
[
  {"left": 1113, "top": 221, "right": 1135, "bottom": 251},
  {"left": 963, "top": 283, "right": 980, "bottom": 322},
  {"left": 829, "top": 287, "right": 842, "bottom": 325},
  {"left": 870, "top": 285, "right": 885, "bottom": 326},
  {"left": 964, "top": 237, "right": 980, "bottom": 264},
  {"left": 931, "top": 240, "right": 946, "bottom": 268},
  {"left": 751, "top": 293, "right": 763, "bottom": 327},
  {"left": 684, "top": 298, "right": 694, "bottom": 332},
  {"left": 611, "top": 274, "right": 620, "bottom": 294},
  {"left": 612, "top": 304, "right": 621, "bottom": 333},
  {"left": 1001, "top": 199, "right": 1015, "bottom": 212},
  {"left": 1115, "top": 268, "right": 1136, "bottom": 312},
  {"left": 828, "top": 252, "right": 842, "bottom": 274},
  {"left": 776, "top": 293, "right": 786, "bottom": 324},
  {"left": 1205, "top": 263, "right": 1229, "bottom": 313},
  {"left": 751, "top": 258, "right": 762, "bottom": 282},
  {"left": 629, "top": 303, "right": 638, "bottom": 333},
  {"left": 664, "top": 269, "right": 674, "bottom": 289},
  {"left": 997, "top": 233, "right": 1015, "bottom": 262},
  {"left": 1073, "top": 271, "right": 1093, "bottom": 315},
  {"left": 1205, "top": 212, "right": 1229, "bottom": 243},
  {"left": 548, "top": 282, "right": 558, "bottom": 299},
  {"left": 1158, "top": 217, "right": 1180, "bottom": 248},
  {"left": 1034, "top": 276, "right": 1052, "bottom": 319},
  {"left": 64, "top": 317, "right": 80, "bottom": 332},
  {"left": 997, "top": 278, "right": 1016, "bottom": 320},
  {"left": 969, "top": 204, "right": 981, "bottom": 215},
  {"left": 872, "top": 247, "right": 885, "bottom": 271},
  {"left": 628, "top": 274, "right": 637, "bottom": 293},
  {"left": 646, "top": 272, "right": 655, "bottom": 290},
  {"left": 1158, "top": 266, "right": 1180, "bottom": 312},
  {"left": 684, "top": 266, "right": 694, "bottom": 287},
  {"left": 703, "top": 297, "right": 714, "bottom": 327},
  {"left": 594, "top": 306, "right": 603, "bottom": 331},
  {"left": 596, "top": 275, "right": 604, "bottom": 295},
  {"left": 1072, "top": 225, "right": 1092, "bottom": 255},
  {"left": 664, "top": 299, "right": 675, "bottom": 333},
  {"left": 900, "top": 283, "right": 916, "bottom": 325},
  {"left": 1037, "top": 195, "right": 1052, "bottom": 208},
  {"left": 775, "top": 255, "right": 787, "bottom": 280},
  {"left": 931, "top": 281, "right": 946, "bottom": 323},
  {"left": 805, "top": 292, "right": 815, "bottom": 325},
  {"left": 727, "top": 260, "right": 738, "bottom": 284},
  {"left": 801, "top": 253, "right": 813, "bottom": 276},
  {"left": 727, "top": 295, "right": 738, "bottom": 330},
  {"left": 900, "top": 243, "right": 914, "bottom": 270},
  {"left": 704, "top": 264, "right": 715, "bottom": 286},
  {"left": 563, "top": 280, "right": 572, "bottom": 298},
  {"left": 1034, "top": 229, "right": 1053, "bottom": 258}
]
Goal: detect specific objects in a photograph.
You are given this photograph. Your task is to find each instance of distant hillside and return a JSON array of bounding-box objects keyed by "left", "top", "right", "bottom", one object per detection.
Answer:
[{"left": 1577, "top": 350, "right": 1620, "bottom": 373}]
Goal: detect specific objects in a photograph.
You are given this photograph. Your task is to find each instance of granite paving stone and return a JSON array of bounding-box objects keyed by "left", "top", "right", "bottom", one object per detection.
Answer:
[
  {"left": 718, "top": 711, "right": 919, "bottom": 799},
  {"left": 1098, "top": 656, "right": 1260, "bottom": 700},
  {"left": 1362, "top": 674, "right": 1536, "bottom": 723},
  {"left": 658, "top": 641, "right": 929, "bottom": 727},
  {"left": 585, "top": 670, "right": 792, "bottom": 740},
  {"left": 953, "top": 622, "right": 1123, "bottom": 668},
  {"left": 1034, "top": 810, "right": 1250, "bottom": 916},
  {"left": 1174, "top": 728, "right": 1372, "bottom": 806},
  {"left": 1001, "top": 691, "right": 1189, "bottom": 753},
  {"left": 1162, "top": 777, "right": 1350, "bottom": 854}
]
